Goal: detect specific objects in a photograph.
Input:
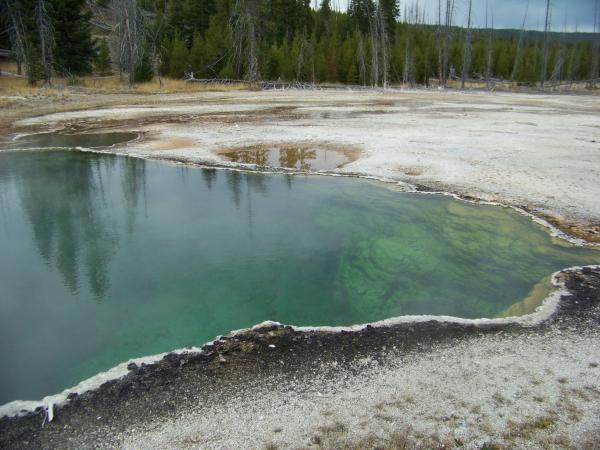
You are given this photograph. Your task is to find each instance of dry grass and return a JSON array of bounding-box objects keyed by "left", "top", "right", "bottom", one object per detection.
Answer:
[
  {"left": 0, "top": 75, "right": 67, "bottom": 96},
  {"left": 293, "top": 421, "right": 455, "bottom": 450},
  {"left": 82, "top": 76, "right": 253, "bottom": 93},
  {"left": 504, "top": 413, "right": 558, "bottom": 440},
  {"left": 306, "top": 428, "right": 446, "bottom": 450},
  {"left": 0, "top": 75, "right": 252, "bottom": 94},
  {"left": 0, "top": 60, "right": 252, "bottom": 95},
  {"left": 132, "top": 78, "right": 253, "bottom": 93}
]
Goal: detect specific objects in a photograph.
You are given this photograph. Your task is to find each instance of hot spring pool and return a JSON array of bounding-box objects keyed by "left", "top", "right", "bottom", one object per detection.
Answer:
[{"left": 1, "top": 149, "right": 598, "bottom": 404}]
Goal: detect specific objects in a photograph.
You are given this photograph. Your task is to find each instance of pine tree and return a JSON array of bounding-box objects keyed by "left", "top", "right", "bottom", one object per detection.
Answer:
[
  {"left": 203, "top": 14, "right": 230, "bottom": 77},
  {"left": 320, "top": 0, "right": 331, "bottom": 18},
  {"left": 380, "top": 0, "right": 399, "bottom": 41},
  {"left": 52, "top": 0, "right": 96, "bottom": 75},
  {"left": 268, "top": 43, "right": 283, "bottom": 80},
  {"left": 349, "top": 0, "right": 375, "bottom": 34},
  {"left": 95, "top": 38, "right": 113, "bottom": 75},
  {"left": 159, "top": 36, "right": 172, "bottom": 76},
  {"left": 169, "top": 35, "right": 189, "bottom": 78},
  {"left": 280, "top": 38, "right": 294, "bottom": 80},
  {"left": 189, "top": 32, "right": 205, "bottom": 77},
  {"left": 134, "top": 48, "right": 154, "bottom": 82},
  {"left": 5, "top": 0, "right": 596, "bottom": 87}
]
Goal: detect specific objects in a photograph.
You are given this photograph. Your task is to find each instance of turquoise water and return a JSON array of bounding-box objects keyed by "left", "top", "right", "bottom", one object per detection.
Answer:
[{"left": 0, "top": 150, "right": 599, "bottom": 404}]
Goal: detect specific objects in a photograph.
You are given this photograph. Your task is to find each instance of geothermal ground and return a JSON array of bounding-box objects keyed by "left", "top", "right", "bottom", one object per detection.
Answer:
[
  {"left": 6, "top": 88, "right": 600, "bottom": 240},
  {"left": 1, "top": 88, "right": 600, "bottom": 449}
]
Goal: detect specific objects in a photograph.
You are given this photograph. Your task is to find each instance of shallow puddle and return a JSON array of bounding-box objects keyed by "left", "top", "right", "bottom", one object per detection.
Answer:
[
  {"left": 12, "top": 131, "right": 137, "bottom": 149},
  {"left": 1, "top": 150, "right": 599, "bottom": 403},
  {"left": 219, "top": 144, "right": 357, "bottom": 170}
]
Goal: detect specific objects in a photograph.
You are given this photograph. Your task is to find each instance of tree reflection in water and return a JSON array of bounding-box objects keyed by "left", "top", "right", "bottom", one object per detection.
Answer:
[
  {"left": 6, "top": 151, "right": 146, "bottom": 299},
  {"left": 279, "top": 147, "right": 317, "bottom": 171},
  {"left": 220, "top": 145, "right": 351, "bottom": 171},
  {"left": 1, "top": 150, "right": 279, "bottom": 300}
]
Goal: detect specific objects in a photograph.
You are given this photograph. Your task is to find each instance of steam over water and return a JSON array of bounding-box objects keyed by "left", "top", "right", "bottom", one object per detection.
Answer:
[{"left": 1, "top": 149, "right": 599, "bottom": 404}]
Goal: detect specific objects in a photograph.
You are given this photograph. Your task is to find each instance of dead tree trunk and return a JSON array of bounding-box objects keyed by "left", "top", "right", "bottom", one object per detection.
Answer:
[
  {"left": 485, "top": 8, "right": 494, "bottom": 89},
  {"left": 566, "top": 41, "right": 577, "bottom": 87},
  {"left": 35, "top": 0, "right": 53, "bottom": 85},
  {"left": 4, "top": 0, "right": 28, "bottom": 77},
  {"left": 357, "top": 32, "right": 367, "bottom": 87},
  {"left": 116, "top": 0, "right": 143, "bottom": 85},
  {"left": 403, "top": 37, "right": 414, "bottom": 86},
  {"left": 591, "top": 0, "right": 600, "bottom": 86},
  {"left": 540, "top": 0, "right": 551, "bottom": 88},
  {"left": 511, "top": 0, "right": 529, "bottom": 82},
  {"left": 231, "top": 0, "right": 259, "bottom": 82},
  {"left": 246, "top": 6, "right": 258, "bottom": 82},
  {"left": 436, "top": 0, "right": 442, "bottom": 85},
  {"left": 549, "top": 48, "right": 565, "bottom": 88},
  {"left": 461, "top": 0, "right": 472, "bottom": 89},
  {"left": 441, "top": 0, "right": 454, "bottom": 87},
  {"left": 147, "top": 0, "right": 166, "bottom": 87},
  {"left": 369, "top": 12, "right": 379, "bottom": 87},
  {"left": 377, "top": 1, "right": 389, "bottom": 90},
  {"left": 296, "top": 34, "right": 305, "bottom": 81}
]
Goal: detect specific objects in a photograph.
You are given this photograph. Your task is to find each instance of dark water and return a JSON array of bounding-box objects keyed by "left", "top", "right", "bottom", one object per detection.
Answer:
[{"left": 1, "top": 150, "right": 599, "bottom": 404}]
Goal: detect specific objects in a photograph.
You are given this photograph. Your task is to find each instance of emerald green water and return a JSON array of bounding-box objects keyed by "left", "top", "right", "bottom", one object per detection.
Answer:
[{"left": 1, "top": 150, "right": 599, "bottom": 404}]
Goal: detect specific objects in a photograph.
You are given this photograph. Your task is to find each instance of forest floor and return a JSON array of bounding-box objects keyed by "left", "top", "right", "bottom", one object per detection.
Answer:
[{"left": 1, "top": 85, "right": 600, "bottom": 449}]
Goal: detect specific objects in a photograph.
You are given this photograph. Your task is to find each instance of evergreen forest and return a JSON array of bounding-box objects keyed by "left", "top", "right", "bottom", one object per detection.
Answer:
[{"left": 1, "top": 0, "right": 599, "bottom": 87}]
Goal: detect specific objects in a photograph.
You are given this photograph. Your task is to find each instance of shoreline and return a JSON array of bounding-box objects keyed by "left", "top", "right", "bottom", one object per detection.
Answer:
[
  {"left": 0, "top": 261, "right": 580, "bottom": 418},
  {"left": 0, "top": 139, "right": 598, "bottom": 417},
  {"left": 1, "top": 266, "right": 599, "bottom": 448}
]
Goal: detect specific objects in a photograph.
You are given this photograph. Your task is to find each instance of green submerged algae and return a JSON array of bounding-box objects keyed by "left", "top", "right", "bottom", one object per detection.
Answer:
[{"left": 0, "top": 149, "right": 598, "bottom": 404}]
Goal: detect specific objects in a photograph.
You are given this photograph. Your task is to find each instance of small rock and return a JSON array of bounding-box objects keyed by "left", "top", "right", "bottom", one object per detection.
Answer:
[
  {"left": 127, "top": 362, "right": 138, "bottom": 371},
  {"left": 218, "top": 354, "right": 227, "bottom": 363}
]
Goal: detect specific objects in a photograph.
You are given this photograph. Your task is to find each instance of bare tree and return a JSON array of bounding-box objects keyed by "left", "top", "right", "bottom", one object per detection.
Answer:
[
  {"left": 296, "top": 33, "right": 306, "bottom": 81},
  {"left": 436, "top": 0, "right": 443, "bottom": 85},
  {"left": 35, "top": 0, "right": 53, "bottom": 85},
  {"left": 146, "top": 0, "right": 167, "bottom": 86},
  {"left": 485, "top": 5, "right": 494, "bottom": 89},
  {"left": 231, "top": 0, "right": 259, "bottom": 82},
  {"left": 591, "top": 0, "right": 600, "bottom": 86},
  {"left": 115, "top": 0, "right": 144, "bottom": 85},
  {"left": 461, "top": 0, "right": 472, "bottom": 89},
  {"left": 441, "top": 0, "right": 455, "bottom": 87},
  {"left": 403, "top": 36, "right": 414, "bottom": 86},
  {"left": 357, "top": 31, "right": 367, "bottom": 87},
  {"left": 377, "top": 1, "right": 390, "bottom": 89},
  {"left": 369, "top": 6, "right": 379, "bottom": 87},
  {"left": 3, "top": 0, "right": 28, "bottom": 76},
  {"left": 511, "top": 0, "right": 529, "bottom": 82},
  {"left": 565, "top": 21, "right": 578, "bottom": 87},
  {"left": 85, "top": 0, "right": 113, "bottom": 32},
  {"left": 540, "top": 0, "right": 551, "bottom": 88},
  {"left": 549, "top": 13, "right": 569, "bottom": 88}
]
